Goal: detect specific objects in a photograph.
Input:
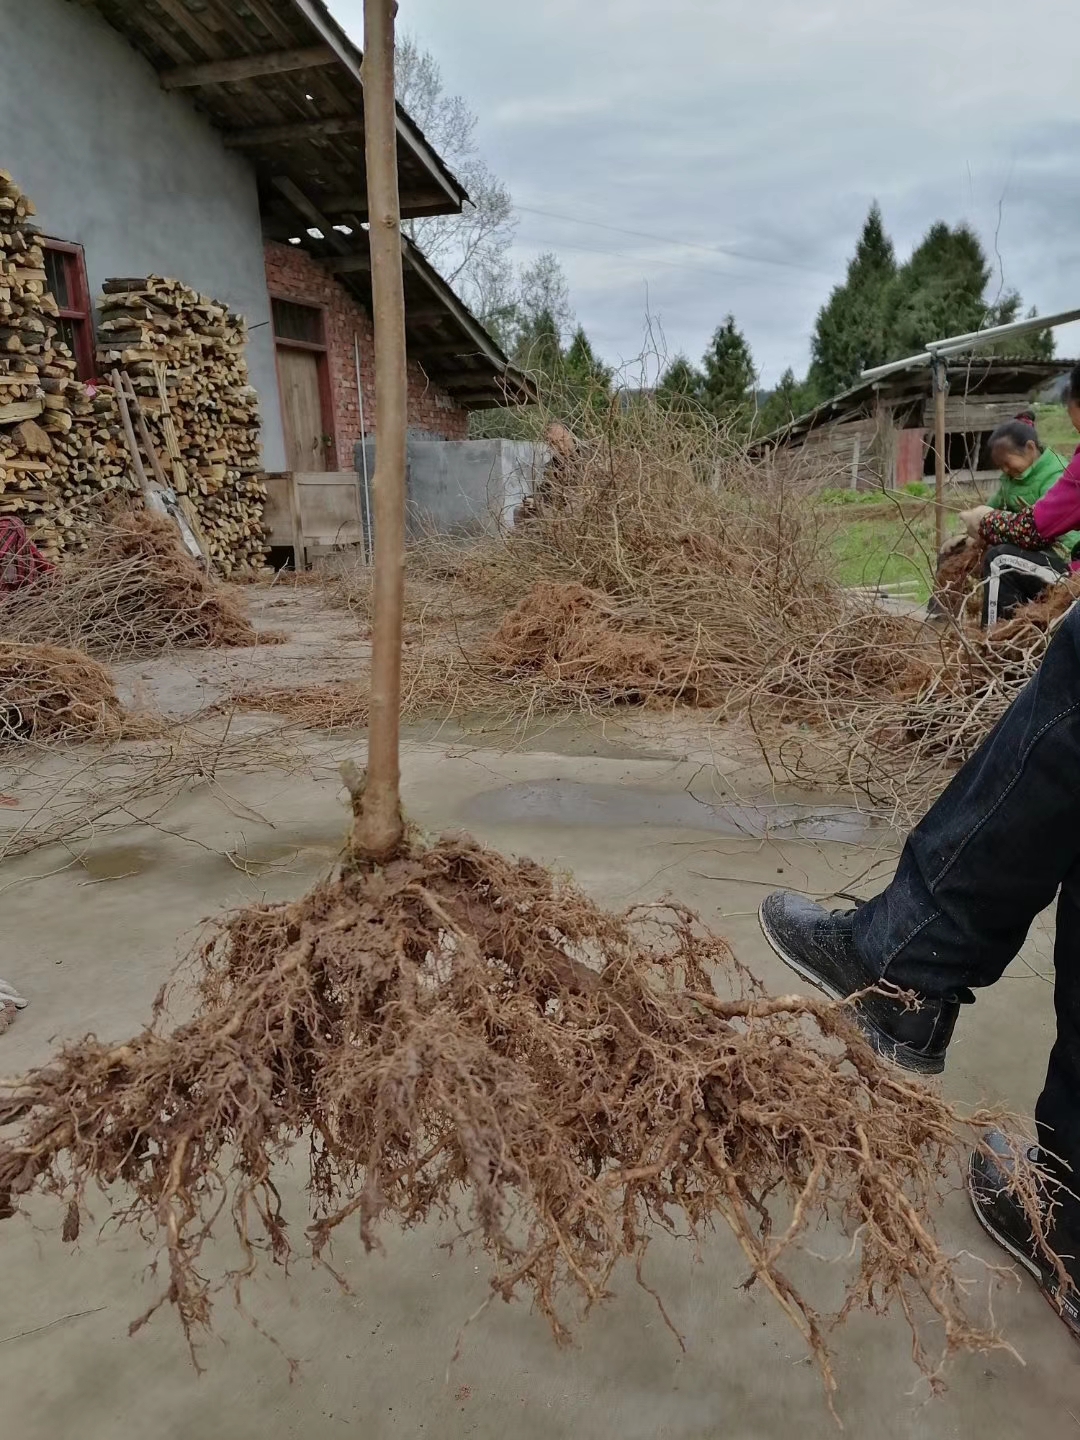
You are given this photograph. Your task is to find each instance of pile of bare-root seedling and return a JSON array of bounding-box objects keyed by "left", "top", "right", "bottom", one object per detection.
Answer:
[
  {"left": 0, "top": 835, "right": 1056, "bottom": 1399},
  {"left": 1, "top": 509, "right": 261, "bottom": 658},
  {"left": 757, "top": 574, "right": 1080, "bottom": 826},
  {"left": 295, "top": 405, "right": 1077, "bottom": 825},
  {"left": 268, "top": 402, "right": 904, "bottom": 732},
  {"left": 0, "top": 640, "right": 159, "bottom": 746}
]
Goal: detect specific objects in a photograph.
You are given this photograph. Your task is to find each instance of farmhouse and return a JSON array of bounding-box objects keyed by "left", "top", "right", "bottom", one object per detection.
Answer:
[{"left": 0, "top": 0, "right": 529, "bottom": 484}]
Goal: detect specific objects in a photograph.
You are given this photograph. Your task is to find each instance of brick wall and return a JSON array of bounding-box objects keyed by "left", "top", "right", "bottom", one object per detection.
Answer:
[{"left": 263, "top": 241, "right": 468, "bottom": 467}]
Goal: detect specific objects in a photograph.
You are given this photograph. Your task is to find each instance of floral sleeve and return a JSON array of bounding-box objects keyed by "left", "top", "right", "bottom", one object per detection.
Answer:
[{"left": 977, "top": 507, "right": 1046, "bottom": 550}]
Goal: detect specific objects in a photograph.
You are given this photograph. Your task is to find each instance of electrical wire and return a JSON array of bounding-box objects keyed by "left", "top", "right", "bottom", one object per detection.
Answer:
[
  {"left": 514, "top": 203, "right": 831, "bottom": 277},
  {"left": 519, "top": 233, "right": 818, "bottom": 291}
]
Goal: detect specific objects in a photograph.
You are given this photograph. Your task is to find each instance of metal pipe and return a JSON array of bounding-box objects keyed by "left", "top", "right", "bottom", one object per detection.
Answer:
[
  {"left": 860, "top": 304, "right": 1080, "bottom": 383},
  {"left": 933, "top": 357, "right": 948, "bottom": 553},
  {"left": 354, "top": 333, "right": 374, "bottom": 565}
]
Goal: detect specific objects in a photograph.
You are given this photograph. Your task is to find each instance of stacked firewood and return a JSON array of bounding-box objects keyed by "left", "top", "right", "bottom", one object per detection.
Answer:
[
  {"left": 0, "top": 173, "right": 268, "bottom": 573},
  {"left": 0, "top": 171, "right": 93, "bottom": 563},
  {"left": 96, "top": 278, "right": 266, "bottom": 571}
]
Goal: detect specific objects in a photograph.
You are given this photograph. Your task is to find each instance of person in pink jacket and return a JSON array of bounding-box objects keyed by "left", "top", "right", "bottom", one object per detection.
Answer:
[{"left": 960, "top": 365, "right": 1080, "bottom": 624}]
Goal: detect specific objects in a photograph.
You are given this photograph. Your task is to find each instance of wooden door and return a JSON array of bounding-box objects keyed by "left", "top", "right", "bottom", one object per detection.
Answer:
[{"left": 278, "top": 346, "right": 328, "bottom": 472}]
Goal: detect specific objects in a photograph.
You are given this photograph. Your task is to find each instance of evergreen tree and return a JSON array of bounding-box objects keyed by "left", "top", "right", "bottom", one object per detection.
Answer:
[
  {"left": 883, "top": 222, "right": 992, "bottom": 356},
  {"left": 513, "top": 306, "right": 563, "bottom": 382},
  {"left": 757, "top": 368, "right": 810, "bottom": 434},
  {"left": 656, "top": 354, "right": 704, "bottom": 412},
  {"left": 807, "top": 203, "right": 896, "bottom": 397},
  {"left": 980, "top": 299, "right": 1055, "bottom": 360},
  {"left": 700, "top": 316, "right": 757, "bottom": 429},
  {"left": 563, "top": 326, "right": 613, "bottom": 411}
]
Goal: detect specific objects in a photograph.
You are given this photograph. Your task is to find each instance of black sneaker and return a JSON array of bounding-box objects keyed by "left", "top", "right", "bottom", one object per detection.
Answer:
[
  {"left": 758, "top": 891, "right": 966, "bottom": 1076},
  {"left": 969, "top": 1130, "right": 1080, "bottom": 1342}
]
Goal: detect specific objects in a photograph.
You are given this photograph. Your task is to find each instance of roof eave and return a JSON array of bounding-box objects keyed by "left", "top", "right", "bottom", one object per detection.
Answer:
[{"left": 285, "top": 0, "right": 468, "bottom": 217}]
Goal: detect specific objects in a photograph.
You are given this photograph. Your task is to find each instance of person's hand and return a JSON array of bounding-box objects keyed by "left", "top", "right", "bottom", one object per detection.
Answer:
[
  {"left": 938, "top": 532, "right": 970, "bottom": 558},
  {"left": 959, "top": 506, "right": 992, "bottom": 537}
]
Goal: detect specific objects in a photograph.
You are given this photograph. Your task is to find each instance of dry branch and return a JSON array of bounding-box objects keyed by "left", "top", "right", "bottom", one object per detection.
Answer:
[{"left": 1, "top": 510, "right": 259, "bottom": 657}]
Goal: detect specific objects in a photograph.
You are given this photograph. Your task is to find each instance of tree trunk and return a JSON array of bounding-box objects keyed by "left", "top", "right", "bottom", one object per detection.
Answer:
[{"left": 350, "top": 0, "right": 408, "bottom": 860}]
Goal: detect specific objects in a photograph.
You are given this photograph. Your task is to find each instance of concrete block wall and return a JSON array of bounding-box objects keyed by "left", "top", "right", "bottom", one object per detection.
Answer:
[
  {"left": 357, "top": 437, "right": 547, "bottom": 538},
  {"left": 264, "top": 243, "right": 468, "bottom": 469}
]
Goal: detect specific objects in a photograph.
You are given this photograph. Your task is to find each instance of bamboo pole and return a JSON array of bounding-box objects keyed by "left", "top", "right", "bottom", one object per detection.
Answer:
[{"left": 350, "top": 0, "right": 407, "bottom": 859}]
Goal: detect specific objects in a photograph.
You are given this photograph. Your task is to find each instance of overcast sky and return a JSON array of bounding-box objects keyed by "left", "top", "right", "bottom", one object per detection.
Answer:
[{"left": 334, "top": 0, "right": 1080, "bottom": 387}]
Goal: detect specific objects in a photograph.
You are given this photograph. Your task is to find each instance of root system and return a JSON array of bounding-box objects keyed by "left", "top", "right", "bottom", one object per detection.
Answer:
[
  {"left": 0, "top": 836, "right": 1053, "bottom": 1399},
  {"left": 932, "top": 539, "right": 986, "bottom": 620}
]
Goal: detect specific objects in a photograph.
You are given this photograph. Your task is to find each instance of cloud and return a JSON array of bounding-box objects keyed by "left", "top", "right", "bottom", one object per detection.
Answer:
[{"left": 332, "top": 0, "right": 1080, "bottom": 385}]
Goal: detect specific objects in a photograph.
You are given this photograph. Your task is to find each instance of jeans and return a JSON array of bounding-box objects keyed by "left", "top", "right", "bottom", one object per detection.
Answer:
[{"left": 853, "top": 603, "right": 1080, "bottom": 1223}]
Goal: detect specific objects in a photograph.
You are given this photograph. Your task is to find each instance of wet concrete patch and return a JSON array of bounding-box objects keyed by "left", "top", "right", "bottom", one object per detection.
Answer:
[
  {"left": 78, "top": 843, "right": 161, "bottom": 882},
  {"left": 227, "top": 827, "right": 344, "bottom": 876},
  {"left": 403, "top": 717, "right": 671, "bottom": 762},
  {"left": 463, "top": 779, "right": 879, "bottom": 844}
]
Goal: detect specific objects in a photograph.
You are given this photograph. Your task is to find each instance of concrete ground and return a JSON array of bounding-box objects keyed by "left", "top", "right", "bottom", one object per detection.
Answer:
[{"left": 0, "top": 593, "right": 1076, "bottom": 1437}]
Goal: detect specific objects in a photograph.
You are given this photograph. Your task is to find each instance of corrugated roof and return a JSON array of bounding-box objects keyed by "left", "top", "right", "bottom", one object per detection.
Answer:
[{"left": 755, "top": 356, "right": 1077, "bottom": 450}]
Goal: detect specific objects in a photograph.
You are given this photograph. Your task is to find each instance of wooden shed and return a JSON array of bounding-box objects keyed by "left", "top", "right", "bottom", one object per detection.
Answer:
[{"left": 754, "top": 358, "right": 1074, "bottom": 490}]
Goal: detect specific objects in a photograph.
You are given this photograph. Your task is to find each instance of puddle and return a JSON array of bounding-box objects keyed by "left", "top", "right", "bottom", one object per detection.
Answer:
[
  {"left": 79, "top": 843, "right": 161, "bottom": 881},
  {"left": 462, "top": 780, "right": 882, "bottom": 844},
  {"left": 403, "top": 717, "right": 669, "bottom": 762},
  {"left": 230, "top": 835, "right": 343, "bottom": 876}
]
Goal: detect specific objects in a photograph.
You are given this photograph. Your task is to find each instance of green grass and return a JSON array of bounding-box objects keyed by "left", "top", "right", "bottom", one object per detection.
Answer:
[
  {"left": 827, "top": 506, "right": 937, "bottom": 603},
  {"left": 1035, "top": 404, "right": 1078, "bottom": 458}
]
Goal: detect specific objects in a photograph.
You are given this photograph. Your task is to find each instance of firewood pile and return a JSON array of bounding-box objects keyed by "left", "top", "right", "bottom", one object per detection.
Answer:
[
  {"left": 0, "top": 171, "right": 267, "bottom": 573},
  {"left": 0, "top": 172, "right": 95, "bottom": 564},
  {"left": 96, "top": 277, "right": 266, "bottom": 572}
]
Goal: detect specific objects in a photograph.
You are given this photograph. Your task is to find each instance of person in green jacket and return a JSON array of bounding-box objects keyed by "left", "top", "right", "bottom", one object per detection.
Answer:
[
  {"left": 932, "top": 411, "right": 1075, "bottom": 617},
  {"left": 985, "top": 411, "right": 1069, "bottom": 520}
]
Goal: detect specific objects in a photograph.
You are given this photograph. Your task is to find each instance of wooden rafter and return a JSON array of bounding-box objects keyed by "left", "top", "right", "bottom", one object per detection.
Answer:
[
  {"left": 115, "top": 5, "right": 197, "bottom": 64},
  {"left": 319, "top": 192, "right": 368, "bottom": 213},
  {"left": 160, "top": 45, "right": 337, "bottom": 89},
  {"left": 328, "top": 254, "right": 372, "bottom": 273},
  {"left": 150, "top": 0, "right": 227, "bottom": 59},
  {"left": 225, "top": 115, "right": 362, "bottom": 148},
  {"left": 271, "top": 177, "right": 352, "bottom": 256}
]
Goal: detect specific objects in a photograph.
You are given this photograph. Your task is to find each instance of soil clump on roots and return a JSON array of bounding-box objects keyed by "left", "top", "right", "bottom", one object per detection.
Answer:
[{"left": 0, "top": 836, "right": 1052, "bottom": 1400}]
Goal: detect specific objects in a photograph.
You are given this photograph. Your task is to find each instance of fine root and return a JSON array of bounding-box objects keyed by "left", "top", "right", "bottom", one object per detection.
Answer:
[{"left": 0, "top": 836, "right": 1053, "bottom": 1396}]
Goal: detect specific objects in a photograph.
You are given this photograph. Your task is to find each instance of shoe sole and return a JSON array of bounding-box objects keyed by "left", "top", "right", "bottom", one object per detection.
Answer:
[
  {"left": 757, "top": 899, "right": 944, "bottom": 1077},
  {"left": 967, "top": 1160, "right": 1080, "bottom": 1343}
]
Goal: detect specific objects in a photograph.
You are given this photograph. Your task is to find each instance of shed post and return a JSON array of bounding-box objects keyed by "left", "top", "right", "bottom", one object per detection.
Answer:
[{"left": 932, "top": 356, "right": 948, "bottom": 552}]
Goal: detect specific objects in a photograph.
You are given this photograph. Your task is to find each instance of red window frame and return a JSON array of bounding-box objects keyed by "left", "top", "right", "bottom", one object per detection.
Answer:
[{"left": 42, "top": 239, "right": 95, "bottom": 381}]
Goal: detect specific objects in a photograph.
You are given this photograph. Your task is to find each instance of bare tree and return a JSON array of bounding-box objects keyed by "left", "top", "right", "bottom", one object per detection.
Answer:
[
  {"left": 395, "top": 36, "right": 517, "bottom": 323},
  {"left": 516, "top": 252, "right": 575, "bottom": 340}
]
